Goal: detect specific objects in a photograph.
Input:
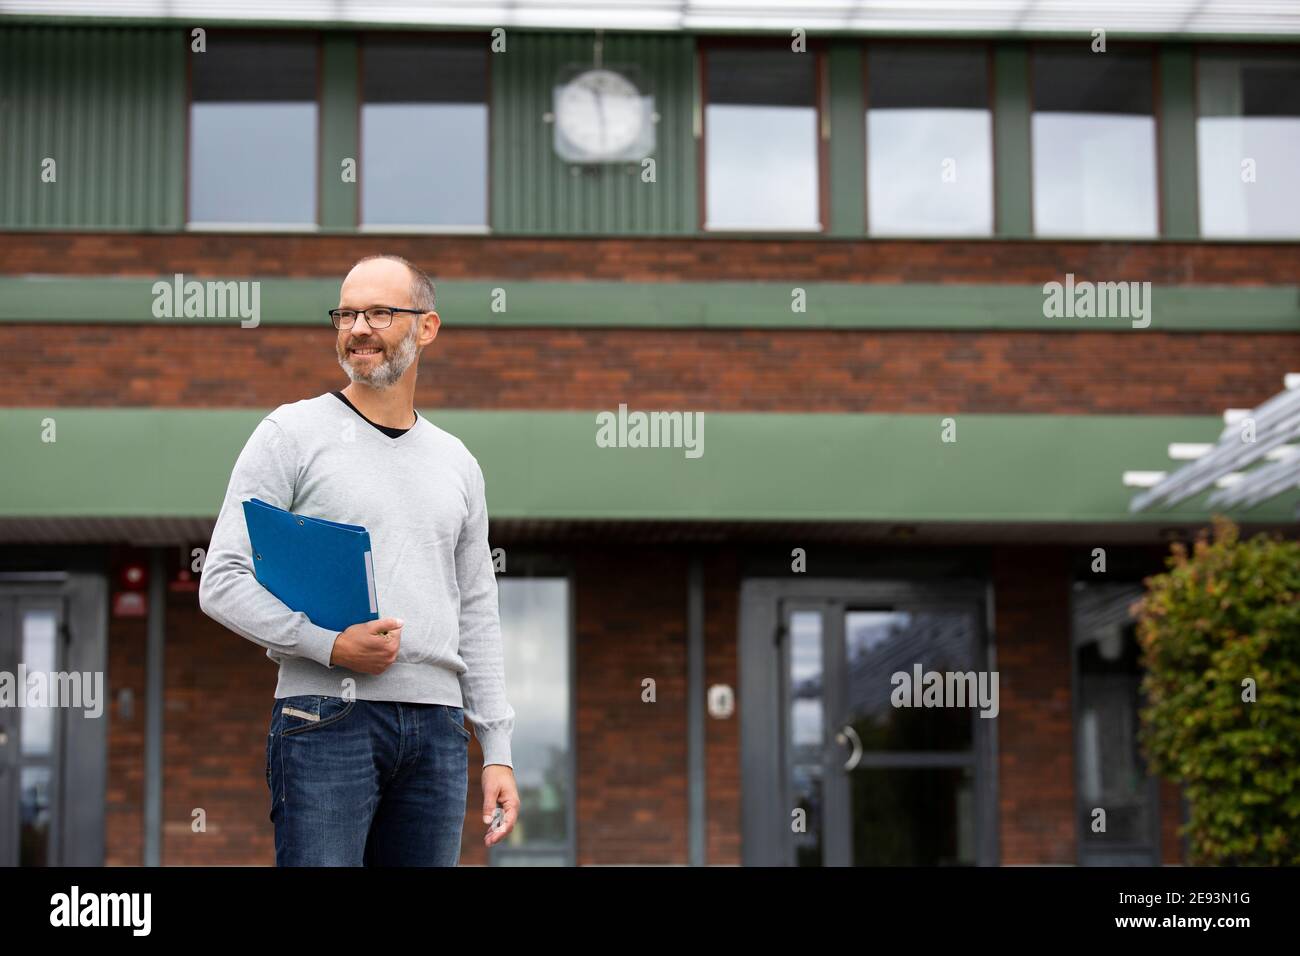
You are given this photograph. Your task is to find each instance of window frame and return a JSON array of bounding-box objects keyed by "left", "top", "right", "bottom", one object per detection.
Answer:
[
  {"left": 1026, "top": 39, "right": 1165, "bottom": 240},
  {"left": 183, "top": 27, "right": 325, "bottom": 233},
  {"left": 356, "top": 29, "right": 493, "bottom": 234},
  {"left": 696, "top": 35, "right": 830, "bottom": 235},
  {"left": 1192, "top": 42, "right": 1300, "bottom": 241},
  {"left": 861, "top": 37, "right": 998, "bottom": 239}
]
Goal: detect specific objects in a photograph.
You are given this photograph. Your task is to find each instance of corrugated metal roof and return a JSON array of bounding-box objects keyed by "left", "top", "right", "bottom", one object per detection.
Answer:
[
  {"left": 491, "top": 31, "right": 697, "bottom": 234},
  {"left": 2, "top": 1, "right": 1298, "bottom": 37},
  {"left": 0, "top": 25, "right": 185, "bottom": 229}
]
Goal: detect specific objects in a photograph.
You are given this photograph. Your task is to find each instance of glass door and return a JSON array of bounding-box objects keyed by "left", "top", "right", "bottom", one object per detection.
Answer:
[
  {"left": 0, "top": 596, "right": 65, "bottom": 866},
  {"left": 779, "top": 600, "right": 832, "bottom": 866},
  {"left": 779, "top": 594, "right": 991, "bottom": 866},
  {"left": 1071, "top": 581, "right": 1160, "bottom": 864}
]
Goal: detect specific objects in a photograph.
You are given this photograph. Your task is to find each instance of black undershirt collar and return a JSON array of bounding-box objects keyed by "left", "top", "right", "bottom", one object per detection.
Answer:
[{"left": 330, "top": 390, "right": 415, "bottom": 439}]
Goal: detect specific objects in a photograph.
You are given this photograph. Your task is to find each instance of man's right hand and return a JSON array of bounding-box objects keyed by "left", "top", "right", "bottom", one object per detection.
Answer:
[{"left": 328, "top": 617, "right": 404, "bottom": 674}]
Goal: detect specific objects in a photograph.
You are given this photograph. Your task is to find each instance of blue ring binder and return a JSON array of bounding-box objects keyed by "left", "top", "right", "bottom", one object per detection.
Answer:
[{"left": 241, "top": 497, "right": 380, "bottom": 634}]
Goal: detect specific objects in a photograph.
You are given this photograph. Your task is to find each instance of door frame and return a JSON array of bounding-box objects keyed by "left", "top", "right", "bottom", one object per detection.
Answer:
[
  {"left": 0, "top": 591, "right": 65, "bottom": 867},
  {"left": 0, "top": 572, "right": 109, "bottom": 866},
  {"left": 483, "top": 555, "right": 577, "bottom": 867},
  {"left": 740, "top": 576, "right": 999, "bottom": 866}
]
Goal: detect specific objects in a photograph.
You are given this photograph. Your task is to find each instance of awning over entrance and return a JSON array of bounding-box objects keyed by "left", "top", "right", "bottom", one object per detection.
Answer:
[{"left": 3, "top": 408, "right": 1297, "bottom": 545}]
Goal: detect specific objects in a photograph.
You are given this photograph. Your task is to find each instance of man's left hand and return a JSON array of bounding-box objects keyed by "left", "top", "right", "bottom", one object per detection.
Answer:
[{"left": 481, "top": 765, "right": 519, "bottom": 848}]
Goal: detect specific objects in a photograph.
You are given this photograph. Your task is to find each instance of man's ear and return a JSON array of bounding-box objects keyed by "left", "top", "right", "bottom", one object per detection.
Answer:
[{"left": 421, "top": 311, "right": 441, "bottom": 344}]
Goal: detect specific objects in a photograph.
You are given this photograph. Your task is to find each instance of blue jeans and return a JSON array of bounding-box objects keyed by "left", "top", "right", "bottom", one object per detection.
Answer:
[{"left": 266, "top": 695, "right": 470, "bottom": 866}]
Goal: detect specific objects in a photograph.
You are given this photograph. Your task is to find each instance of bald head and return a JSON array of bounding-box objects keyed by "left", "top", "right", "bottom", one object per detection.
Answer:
[{"left": 341, "top": 254, "right": 436, "bottom": 314}]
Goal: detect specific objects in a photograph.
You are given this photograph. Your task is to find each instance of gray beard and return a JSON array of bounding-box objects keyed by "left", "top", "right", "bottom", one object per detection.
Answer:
[{"left": 338, "top": 322, "right": 420, "bottom": 389}]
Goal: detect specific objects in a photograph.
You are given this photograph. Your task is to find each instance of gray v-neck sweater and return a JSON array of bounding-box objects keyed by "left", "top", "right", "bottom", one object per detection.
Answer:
[{"left": 198, "top": 392, "right": 514, "bottom": 768}]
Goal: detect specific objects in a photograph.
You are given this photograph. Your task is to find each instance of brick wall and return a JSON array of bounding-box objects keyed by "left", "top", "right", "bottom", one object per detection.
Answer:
[
  {"left": 5, "top": 234, "right": 1293, "bottom": 416},
  {"left": 2, "top": 232, "right": 1297, "bottom": 284},
  {"left": 0, "top": 325, "right": 1289, "bottom": 415},
  {"left": 993, "top": 546, "right": 1076, "bottom": 864},
  {"left": 104, "top": 613, "right": 146, "bottom": 866},
  {"left": 102, "top": 560, "right": 282, "bottom": 867},
  {"left": 158, "top": 588, "right": 278, "bottom": 865},
  {"left": 7, "top": 232, "right": 1292, "bottom": 418},
  {"left": 574, "top": 547, "right": 690, "bottom": 864}
]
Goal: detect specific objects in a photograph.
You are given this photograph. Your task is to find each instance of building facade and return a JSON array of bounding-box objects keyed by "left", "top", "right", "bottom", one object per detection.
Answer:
[{"left": 1, "top": 3, "right": 1298, "bottom": 866}]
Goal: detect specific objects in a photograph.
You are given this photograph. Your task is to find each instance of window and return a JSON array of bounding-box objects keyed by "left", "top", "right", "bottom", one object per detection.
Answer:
[
  {"left": 1071, "top": 582, "right": 1160, "bottom": 865},
  {"left": 1197, "top": 51, "right": 1300, "bottom": 238},
  {"left": 1031, "top": 49, "right": 1158, "bottom": 237},
  {"left": 787, "top": 610, "right": 825, "bottom": 866},
  {"left": 704, "top": 47, "right": 821, "bottom": 230},
  {"left": 361, "top": 36, "right": 488, "bottom": 228},
  {"left": 866, "top": 44, "right": 993, "bottom": 236},
  {"left": 840, "top": 609, "right": 979, "bottom": 865},
  {"left": 188, "top": 34, "right": 319, "bottom": 227},
  {"left": 490, "top": 575, "right": 572, "bottom": 864}
]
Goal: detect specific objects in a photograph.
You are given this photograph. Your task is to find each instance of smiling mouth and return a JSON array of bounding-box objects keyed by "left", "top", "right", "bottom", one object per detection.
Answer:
[{"left": 349, "top": 347, "right": 383, "bottom": 357}]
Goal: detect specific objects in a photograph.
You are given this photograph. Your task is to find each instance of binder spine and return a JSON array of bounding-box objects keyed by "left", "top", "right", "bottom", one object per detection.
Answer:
[{"left": 363, "top": 550, "right": 378, "bottom": 613}]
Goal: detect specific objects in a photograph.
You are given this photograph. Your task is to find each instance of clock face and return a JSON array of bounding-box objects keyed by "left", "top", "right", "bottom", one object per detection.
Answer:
[{"left": 554, "top": 69, "right": 646, "bottom": 160}]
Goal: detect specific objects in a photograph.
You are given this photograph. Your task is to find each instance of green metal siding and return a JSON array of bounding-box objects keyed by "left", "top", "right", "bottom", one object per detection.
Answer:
[
  {"left": 1158, "top": 45, "right": 1200, "bottom": 239},
  {"left": 490, "top": 31, "right": 697, "bottom": 235},
  {"left": 992, "top": 43, "right": 1032, "bottom": 238},
  {"left": 0, "top": 25, "right": 185, "bottom": 229},
  {"left": 318, "top": 32, "right": 359, "bottom": 231},
  {"left": 1, "top": 276, "right": 1296, "bottom": 331},
  {"left": 826, "top": 42, "right": 866, "bottom": 237},
  {"left": 1, "top": 407, "right": 1295, "bottom": 523}
]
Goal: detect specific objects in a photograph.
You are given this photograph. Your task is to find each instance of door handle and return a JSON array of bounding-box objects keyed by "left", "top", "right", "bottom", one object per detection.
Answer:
[{"left": 834, "top": 725, "right": 862, "bottom": 771}]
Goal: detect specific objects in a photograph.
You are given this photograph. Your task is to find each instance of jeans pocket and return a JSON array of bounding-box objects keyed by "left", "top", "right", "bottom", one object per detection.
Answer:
[
  {"left": 281, "top": 695, "right": 356, "bottom": 736},
  {"left": 445, "top": 705, "right": 472, "bottom": 742}
]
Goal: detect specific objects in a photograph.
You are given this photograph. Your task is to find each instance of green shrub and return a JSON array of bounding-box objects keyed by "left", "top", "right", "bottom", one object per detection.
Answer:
[{"left": 1134, "top": 515, "right": 1300, "bottom": 865}]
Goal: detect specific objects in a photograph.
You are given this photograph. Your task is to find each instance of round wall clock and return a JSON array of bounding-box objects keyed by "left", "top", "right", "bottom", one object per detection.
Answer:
[{"left": 552, "top": 68, "right": 654, "bottom": 162}]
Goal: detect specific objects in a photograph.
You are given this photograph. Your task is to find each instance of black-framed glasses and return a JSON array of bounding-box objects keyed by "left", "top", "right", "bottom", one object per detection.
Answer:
[{"left": 328, "top": 306, "right": 424, "bottom": 330}]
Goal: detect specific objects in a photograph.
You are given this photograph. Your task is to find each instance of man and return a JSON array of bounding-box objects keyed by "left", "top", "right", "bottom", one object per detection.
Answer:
[{"left": 198, "top": 254, "right": 519, "bottom": 866}]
